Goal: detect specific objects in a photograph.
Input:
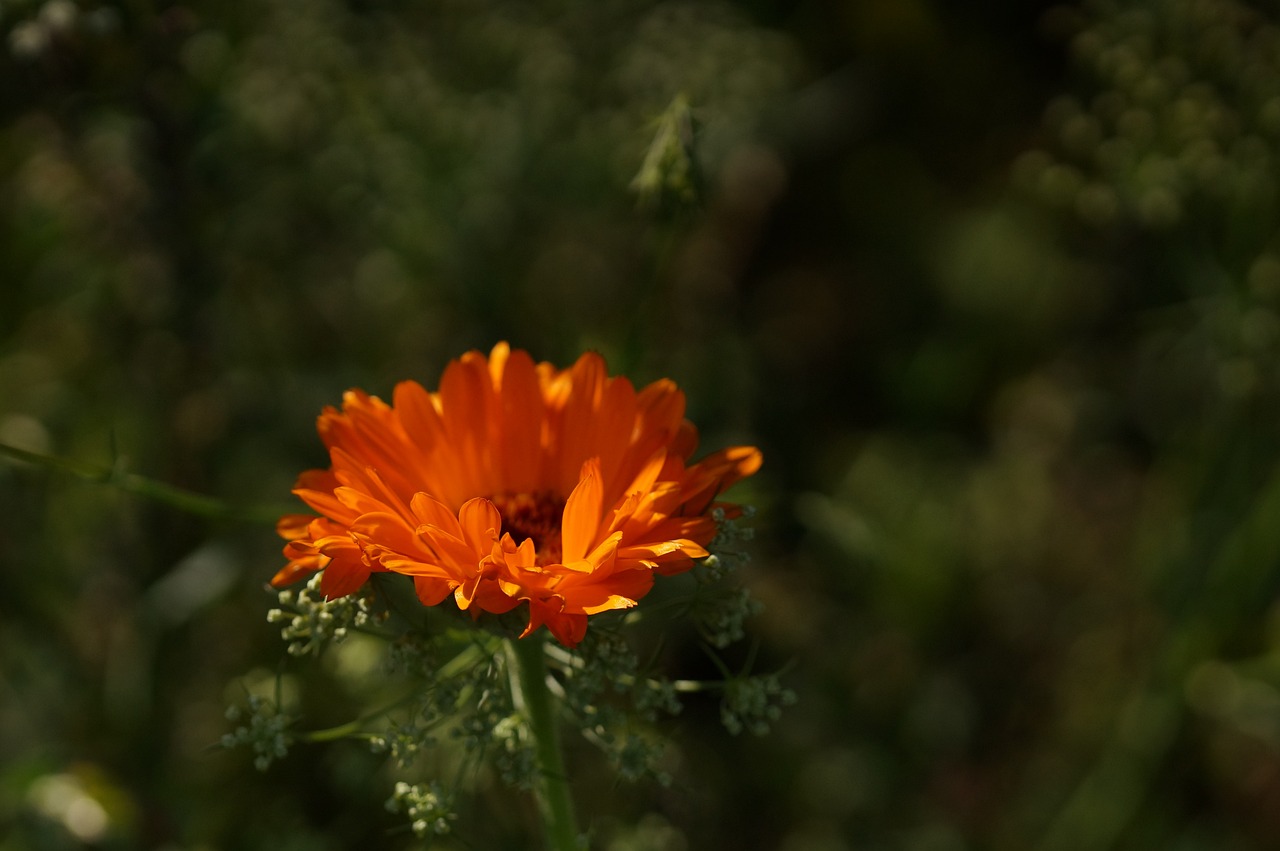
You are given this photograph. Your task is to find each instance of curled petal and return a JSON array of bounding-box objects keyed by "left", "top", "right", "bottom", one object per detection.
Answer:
[
  {"left": 271, "top": 555, "right": 324, "bottom": 588},
  {"left": 680, "top": 445, "right": 763, "bottom": 514},
  {"left": 561, "top": 458, "right": 603, "bottom": 564},
  {"left": 458, "top": 497, "right": 502, "bottom": 553}
]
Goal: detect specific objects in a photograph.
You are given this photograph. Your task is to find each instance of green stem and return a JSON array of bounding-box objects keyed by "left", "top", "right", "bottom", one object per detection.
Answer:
[
  {"left": 506, "top": 635, "right": 580, "bottom": 851},
  {"left": 302, "top": 641, "right": 494, "bottom": 742},
  {"left": 301, "top": 689, "right": 422, "bottom": 743},
  {"left": 0, "top": 441, "right": 290, "bottom": 523}
]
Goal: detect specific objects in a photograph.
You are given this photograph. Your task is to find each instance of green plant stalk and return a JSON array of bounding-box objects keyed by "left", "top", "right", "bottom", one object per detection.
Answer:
[
  {"left": 0, "top": 441, "right": 290, "bottom": 523},
  {"left": 506, "top": 635, "right": 580, "bottom": 851}
]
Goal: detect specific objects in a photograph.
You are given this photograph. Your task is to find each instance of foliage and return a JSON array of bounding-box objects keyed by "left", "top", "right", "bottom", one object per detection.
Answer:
[{"left": 3, "top": 0, "right": 1280, "bottom": 849}]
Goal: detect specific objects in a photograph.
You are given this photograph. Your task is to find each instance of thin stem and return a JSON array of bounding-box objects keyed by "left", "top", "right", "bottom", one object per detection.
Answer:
[
  {"left": 301, "top": 640, "right": 493, "bottom": 742},
  {"left": 0, "top": 441, "right": 291, "bottom": 523},
  {"left": 542, "top": 643, "right": 714, "bottom": 693},
  {"left": 300, "top": 688, "right": 424, "bottom": 743},
  {"left": 505, "top": 635, "right": 580, "bottom": 851}
]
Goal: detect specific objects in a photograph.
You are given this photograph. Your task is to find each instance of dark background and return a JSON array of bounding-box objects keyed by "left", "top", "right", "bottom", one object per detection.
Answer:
[{"left": 4, "top": 0, "right": 1280, "bottom": 848}]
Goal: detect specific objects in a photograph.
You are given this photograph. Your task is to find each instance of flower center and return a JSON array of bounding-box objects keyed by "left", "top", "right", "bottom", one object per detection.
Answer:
[{"left": 490, "top": 490, "right": 565, "bottom": 564}]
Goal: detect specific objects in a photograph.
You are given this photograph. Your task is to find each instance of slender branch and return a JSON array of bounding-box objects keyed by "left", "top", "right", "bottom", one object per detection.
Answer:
[
  {"left": 542, "top": 643, "right": 714, "bottom": 693},
  {"left": 505, "top": 635, "right": 581, "bottom": 851},
  {"left": 0, "top": 441, "right": 292, "bottom": 523}
]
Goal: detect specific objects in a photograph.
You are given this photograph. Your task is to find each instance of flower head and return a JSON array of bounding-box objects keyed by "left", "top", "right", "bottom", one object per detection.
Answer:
[{"left": 274, "top": 343, "right": 761, "bottom": 646}]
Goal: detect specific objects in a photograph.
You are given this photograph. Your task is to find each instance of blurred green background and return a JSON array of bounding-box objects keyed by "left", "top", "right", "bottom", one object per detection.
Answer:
[{"left": 4, "top": 0, "right": 1280, "bottom": 848}]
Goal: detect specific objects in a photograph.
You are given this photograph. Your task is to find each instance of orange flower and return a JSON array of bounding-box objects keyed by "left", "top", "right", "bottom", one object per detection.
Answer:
[{"left": 273, "top": 343, "right": 762, "bottom": 647}]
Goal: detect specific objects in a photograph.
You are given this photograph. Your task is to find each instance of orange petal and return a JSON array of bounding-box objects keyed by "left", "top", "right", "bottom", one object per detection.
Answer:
[
  {"left": 466, "top": 577, "right": 522, "bottom": 614},
  {"left": 350, "top": 511, "right": 424, "bottom": 559},
  {"left": 617, "top": 539, "right": 707, "bottom": 561},
  {"left": 414, "top": 576, "right": 455, "bottom": 606},
  {"left": 555, "top": 351, "right": 607, "bottom": 488},
  {"left": 622, "top": 447, "right": 668, "bottom": 501},
  {"left": 671, "top": 420, "right": 699, "bottom": 460},
  {"left": 569, "top": 567, "right": 655, "bottom": 614},
  {"left": 542, "top": 612, "right": 589, "bottom": 647},
  {"left": 293, "top": 482, "right": 350, "bottom": 521},
  {"left": 520, "top": 598, "right": 588, "bottom": 647},
  {"left": 487, "top": 341, "right": 511, "bottom": 386},
  {"left": 560, "top": 458, "right": 603, "bottom": 563},
  {"left": 593, "top": 376, "right": 637, "bottom": 484},
  {"left": 458, "top": 497, "right": 502, "bottom": 553},
  {"left": 329, "top": 454, "right": 413, "bottom": 518},
  {"left": 333, "top": 485, "right": 392, "bottom": 518},
  {"left": 439, "top": 353, "right": 493, "bottom": 445},
  {"left": 271, "top": 558, "right": 320, "bottom": 587},
  {"left": 391, "top": 380, "right": 443, "bottom": 437},
  {"left": 559, "top": 530, "right": 623, "bottom": 575},
  {"left": 276, "top": 513, "right": 315, "bottom": 541},
  {"left": 318, "top": 555, "right": 372, "bottom": 599},
  {"left": 636, "top": 379, "right": 686, "bottom": 436},
  {"left": 417, "top": 524, "right": 485, "bottom": 578},
  {"left": 681, "top": 445, "right": 763, "bottom": 514},
  {"left": 410, "top": 492, "right": 461, "bottom": 534},
  {"left": 498, "top": 347, "right": 545, "bottom": 493}
]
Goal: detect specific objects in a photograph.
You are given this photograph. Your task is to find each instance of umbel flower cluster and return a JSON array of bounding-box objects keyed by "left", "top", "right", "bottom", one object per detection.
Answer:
[{"left": 225, "top": 344, "right": 789, "bottom": 842}]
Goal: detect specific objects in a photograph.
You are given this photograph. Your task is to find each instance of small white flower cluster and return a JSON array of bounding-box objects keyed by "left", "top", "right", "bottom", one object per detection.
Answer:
[
  {"left": 694, "top": 585, "right": 764, "bottom": 649},
  {"left": 386, "top": 632, "right": 450, "bottom": 680},
  {"left": 562, "top": 629, "right": 637, "bottom": 703},
  {"left": 266, "top": 573, "right": 372, "bottom": 656},
  {"left": 385, "top": 781, "right": 456, "bottom": 839},
  {"left": 373, "top": 632, "right": 541, "bottom": 789},
  {"left": 451, "top": 654, "right": 538, "bottom": 789},
  {"left": 720, "top": 672, "right": 797, "bottom": 737},
  {"left": 694, "top": 506, "right": 763, "bottom": 647},
  {"left": 704, "top": 505, "right": 756, "bottom": 575},
  {"left": 222, "top": 694, "right": 293, "bottom": 771},
  {"left": 486, "top": 712, "right": 537, "bottom": 789},
  {"left": 553, "top": 628, "right": 676, "bottom": 784},
  {"left": 611, "top": 730, "right": 669, "bottom": 785},
  {"left": 369, "top": 717, "right": 433, "bottom": 768},
  {"left": 366, "top": 635, "right": 472, "bottom": 770},
  {"left": 632, "top": 676, "right": 682, "bottom": 723}
]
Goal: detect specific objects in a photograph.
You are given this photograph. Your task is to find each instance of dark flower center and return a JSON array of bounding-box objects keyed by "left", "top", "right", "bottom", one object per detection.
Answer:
[{"left": 491, "top": 490, "right": 565, "bottom": 564}]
